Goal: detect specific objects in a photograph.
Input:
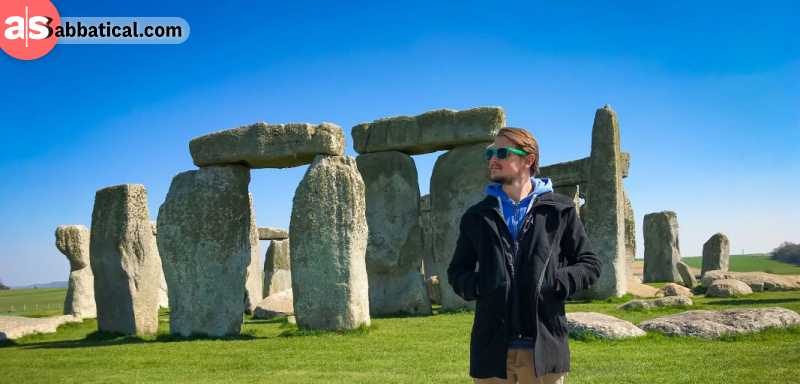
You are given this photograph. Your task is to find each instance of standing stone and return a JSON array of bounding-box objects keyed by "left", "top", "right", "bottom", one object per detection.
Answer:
[
  {"left": 157, "top": 165, "right": 252, "bottom": 337},
  {"left": 579, "top": 105, "right": 627, "bottom": 298},
  {"left": 150, "top": 221, "right": 169, "bottom": 309},
  {"left": 431, "top": 142, "right": 490, "bottom": 310},
  {"left": 701, "top": 233, "right": 730, "bottom": 276},
  {"left": 290, "top": 155, "right": 370, "bottom": 330},
  {"left": 55, "top": 225, "right": 95, "bottom": 319},
  {"left": 643, "top": 211, "right": 682, "bottom": 283},
  {"left": 243, "top": 194, "right": 263, "bottom": 315},
  {"left": 676, "top": 261, "right": 697, "bottom": 288},
  {"left": 419, "top": 194, "right": 435, "bottom": 280},
  {"left": 623, "top": 189, "right": 636, "bottom": 274},
  {"left": 90, "top": 184, "right": 160, "bottom": 335},
  {"left": 357, "top": 151, "right": 431, "bottom": 316},
  {"left": 263, "top": 238, "right": 292, "bottom": 297}
]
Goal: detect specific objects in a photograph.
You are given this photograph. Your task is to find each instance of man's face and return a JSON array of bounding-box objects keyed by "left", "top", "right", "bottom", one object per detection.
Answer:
[{"left": 488, "top": 135, "right": 532, "bottom": 184}]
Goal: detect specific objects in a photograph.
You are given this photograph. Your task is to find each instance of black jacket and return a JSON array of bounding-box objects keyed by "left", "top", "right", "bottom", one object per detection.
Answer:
[{"left": 447, "top": 191, "right": 601, "bottom": 379}]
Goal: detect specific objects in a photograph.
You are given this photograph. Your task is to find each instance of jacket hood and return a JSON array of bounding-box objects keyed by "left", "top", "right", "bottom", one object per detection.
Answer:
[{"left": 485, "top": 177, "right": 554, "bottom": 202}]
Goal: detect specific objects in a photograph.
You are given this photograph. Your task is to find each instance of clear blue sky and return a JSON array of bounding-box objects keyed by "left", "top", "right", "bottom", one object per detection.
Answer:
[{"left": 1, "top": 1, "right": 798, "bottom": 286}]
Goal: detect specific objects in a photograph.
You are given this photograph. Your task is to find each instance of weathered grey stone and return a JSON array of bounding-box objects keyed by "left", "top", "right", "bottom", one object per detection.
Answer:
[
  {"left": 577, "top": 105, "right": 627, "bottom": 298},
  {"left": 623, "top": 189, "right": 636, "bottom": 277},
  {"left": 0, "top": 315, "right": 81, "bottom": 341},
  {"left": 431, "top": 143, "right": 489, "bottom": 310},
  {"left": 90, "top": 184, "right": 160, "bottom": 336},
  {"left": 701, "top": 270, "right": 800, "bottom": 292},
  {"left": 539, "top": 153, "right": 630, "bottom": 189},
  {"left": 357, "top": 151, "right": 431, "bottom": 316},
  {"left": 290, "top": 155, "right": 370, "bottom": 330},
  {"left": 253, "top": 289, "right": 293, "bottom": 320},
  {"left": 419, "top": 194, "right": 435, "bottom": 280},
  {"left": 701, "top": 233, "right": 730, "bottom": 276},
  {"left": 151, "top": 221, "right": 169, "bottom": 309},
  {"left": 706, "top": 279, "right": 753, "bottom": 297},
  {"left": 243, "top": 194, "right": 263, "bottom": 315},
  {"left": 55, "top": 225, "right": 96, "bottom": 319},
  {"left": 676, "top": 261, "right": 697, "bottom": 288},
  {"left": 263, "top": 238, "right": 292, "bottom": 297},
  {"left": 157, "top": 165, "right": 252, "bottom": 337},
  {"left": 643, "top": 211, "right": 681, "bottom": 283},
  {"left": 190, "top": 122, "right": 345, "bottom": 168},
  {"left": 158, "top": 272, "right": 169, "bottom": 309},
  {"left": 258, "top": 227, "right": 288, "bottom": 240},
  {"left": 567, "top": 312, "right": 646, "bottom": 339},
  {"left": 618, "top": 295, "right": 693, "bottom": 311},
  {"left": 352, "top": 107, "right": 505, "bottom": 155},
  {"left": 656, "top": 283, "right": 694, "bottom": 298},
  {"left": 640, "top": 307, "right": 800, "bottom": 338}
]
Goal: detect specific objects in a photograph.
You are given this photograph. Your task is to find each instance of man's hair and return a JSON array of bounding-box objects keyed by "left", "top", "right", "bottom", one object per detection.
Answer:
[{"left": 497, "top": 127, "right": 540, "bottom": 176}]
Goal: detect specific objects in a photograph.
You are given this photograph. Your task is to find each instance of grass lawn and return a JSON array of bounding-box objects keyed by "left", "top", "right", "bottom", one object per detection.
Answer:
[
  {"left": 2, "top": 290, "right": 799, "bottom": 383},
  {"left": 682, "top": 253, "right": 800, "bottom": 275},
  {"left": 0, "top": 288, "right": 66, "bottom": 317}
]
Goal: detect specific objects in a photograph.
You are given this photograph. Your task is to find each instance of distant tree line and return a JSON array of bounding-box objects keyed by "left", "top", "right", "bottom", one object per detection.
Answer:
[
  {"left": 0, "top": 279, "right": 8, "bottom": 290},
  {"left": 771, "top": 242, "right": 800, "bottom": 265}
]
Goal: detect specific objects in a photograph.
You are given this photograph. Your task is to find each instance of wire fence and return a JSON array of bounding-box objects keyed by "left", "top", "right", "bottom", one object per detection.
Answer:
[{"left": 0, "top": 303, "right": 65, "bottom": 314}]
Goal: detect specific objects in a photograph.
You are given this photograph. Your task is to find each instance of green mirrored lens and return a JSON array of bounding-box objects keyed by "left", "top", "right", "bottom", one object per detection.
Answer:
[{"left": 496, "top": 147, "right": 509, "bottom": 159}]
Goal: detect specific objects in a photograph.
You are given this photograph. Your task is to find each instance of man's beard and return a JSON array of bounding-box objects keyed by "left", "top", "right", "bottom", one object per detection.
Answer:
[{"left": 489, "top": 174, "right": 512, "bottom": 184}]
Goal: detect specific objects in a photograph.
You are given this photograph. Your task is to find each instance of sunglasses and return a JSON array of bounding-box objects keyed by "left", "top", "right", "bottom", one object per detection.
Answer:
[{"left": 485, "top": 146, "right": 528, "bottom": 161}]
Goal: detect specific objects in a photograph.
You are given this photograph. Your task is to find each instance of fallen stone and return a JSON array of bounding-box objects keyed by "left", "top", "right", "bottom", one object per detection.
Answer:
[
  {"left": 55, "top": 225, "right": 96, "bottom": 319},
  {"left": 157, "top": 165, "right": 253, "bottom": 337},
  {"left": 701, "top": 233, "right": 730, "bottom": 276},
  {"left": 676, "top": 261, "right": 697, "bottom": 288},
  {"left": 639, "top": 307, "right": 800, "bottom": 338},
  {"left": 0, "top": 315, "right": 81, "bottom": 341},
  {"left": 618, "top": 296, "right": 693, "bottom": 311},
  {"left": 357, "top": 151, "right": 431, "bottom": 316},
  {"left": 352, "top": 107, "right": 504, "bottom": 155},
  {"left": 643, "top": 211, "right": 681, "bottom": 283},
  {"left": 90, "top": 184, "right": 160, "bottom": 336},
  {"left": 706, "top": 279, "right": 753, "bottom": 297},
  {"left": 627, "top": 280, "right": 659, "bottom": 298},
  {"left": 253, "top": 289, "right": 293, "bottom": 320},
  {"left": 701, "top": 270, "right": 800, "bottom": 292},
  {"left": 566, "top": 312, "right": 646, "bottom": 339},
  {"left": 258, "top": 227, "right": 288, "bottom": 240},
  {"left": 263, "top": 238, "right": 292, "bottom": 297},
  {"left": 190, "top": 122, "right": 345, "bottom": 168},
  {"left": 290, "top": 155, "right": 370, "bottom": 330},
  {"left": 655, "top": 283, "right": 694, "bottom": 298}
]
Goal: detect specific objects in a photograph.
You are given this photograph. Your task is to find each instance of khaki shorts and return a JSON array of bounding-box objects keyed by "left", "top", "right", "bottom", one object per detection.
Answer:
[{"left": 473, "top": 349, "right": 566, "bottom": 384}]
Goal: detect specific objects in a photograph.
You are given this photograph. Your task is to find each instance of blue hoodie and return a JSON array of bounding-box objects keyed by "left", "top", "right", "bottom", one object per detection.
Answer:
[{"left": 484, "top": 177, "right": 554, "bottom": 242}]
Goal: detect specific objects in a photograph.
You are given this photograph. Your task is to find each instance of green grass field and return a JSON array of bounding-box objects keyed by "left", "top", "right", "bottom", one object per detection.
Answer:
[
  {"left": 2, "top": 289, "right": 799, "bottom": 383},
  {"left": 682, "top": 253, "right": 800, "bottom": 275},
  {"left": 0, "top": 288, "right": 66, "bottom": 317},
  {"left": 2, "top": 255, "right": 799, "bottom": 383}
]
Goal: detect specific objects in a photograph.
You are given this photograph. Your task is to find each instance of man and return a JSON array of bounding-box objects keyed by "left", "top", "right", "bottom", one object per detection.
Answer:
[{"left": 447, "top": 127, "right": 602, "bottom": 384}]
